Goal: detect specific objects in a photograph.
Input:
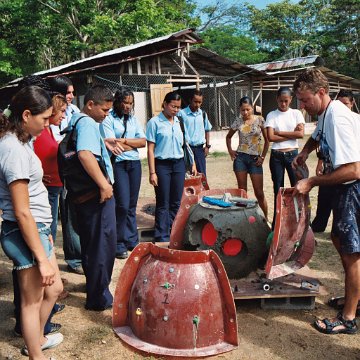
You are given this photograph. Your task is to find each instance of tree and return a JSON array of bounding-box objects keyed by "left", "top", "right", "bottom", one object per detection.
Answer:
[
  {"left": 247, "top": 0, "right": 313, "bottom": 59},
  {"left": 0, "top": 0, "right": 200, "bottom": 86},
  {"left": 201, "top": 25, "right": 268, "bottom": 64}
]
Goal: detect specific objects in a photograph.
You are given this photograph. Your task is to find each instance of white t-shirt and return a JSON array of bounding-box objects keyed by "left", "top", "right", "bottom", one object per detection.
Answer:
[
  {"left": 312, "top": 100, "right": 360, "bottom": 169},
  {"left": 265, "top": 108, "right": 305, "bottom": 150},
  {"left": 0, "top": 133, "right": 52, "bottom": 224}
]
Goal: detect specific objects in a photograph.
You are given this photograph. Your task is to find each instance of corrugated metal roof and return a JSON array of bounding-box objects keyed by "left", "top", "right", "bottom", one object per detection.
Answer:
[
  {"left": 6, "top": 28, "right": 202, "bottom": 84},
  {"left": 249, "top": 56, "right": 360, "bottom": 89},
  {"left": 249, "top": 55, "right": 322, "bottom": 72},
  {"left": 190, "top": 48, "right": 264, "bottom": 77}
]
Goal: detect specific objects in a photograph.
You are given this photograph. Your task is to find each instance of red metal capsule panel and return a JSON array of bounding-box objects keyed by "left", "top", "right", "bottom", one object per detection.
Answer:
[{"left": 113, "top": 243, "right": 238, "bottom": 357}]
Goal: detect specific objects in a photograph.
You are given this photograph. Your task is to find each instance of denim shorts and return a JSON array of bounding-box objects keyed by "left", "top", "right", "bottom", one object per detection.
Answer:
[
  {"left": 0, "top": 221, "right": 53, "bottom": 270},
  {"left": 233, "top": 152, "right": 263, "bottom": 175},
  {"left": 331, "top": 180, "right": 360, "bottom": 254}
]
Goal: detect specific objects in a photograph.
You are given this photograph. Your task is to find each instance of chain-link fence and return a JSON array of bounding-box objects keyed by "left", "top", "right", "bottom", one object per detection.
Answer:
[{"left": 92, "top": 74, "right": 252, "bottom": 129}]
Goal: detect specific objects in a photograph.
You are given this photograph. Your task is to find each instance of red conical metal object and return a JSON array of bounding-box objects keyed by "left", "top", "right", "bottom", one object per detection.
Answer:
[
  {"left": 113, "top": 243, "right": 238, "bottom": 357},
  {"left": 265, "top": 188, "right": 315, "bottom": 280},
  {"left": 170, "top": 188, "right": 248, "bottom": 250}
]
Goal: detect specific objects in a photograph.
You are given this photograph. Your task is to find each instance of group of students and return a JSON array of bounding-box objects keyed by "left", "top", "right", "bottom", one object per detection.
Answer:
[
  {"left": 0, "top": 69, "right": 359, "bottom": 360},
  {"left": 0, "top": 81, "right": 212, "bottom": 359},
  {"left": 226, "top": 86, "right": 305, "bottom": 227},
  {"left": 226, "top": 86, "right": 357, "bottom": 231}
]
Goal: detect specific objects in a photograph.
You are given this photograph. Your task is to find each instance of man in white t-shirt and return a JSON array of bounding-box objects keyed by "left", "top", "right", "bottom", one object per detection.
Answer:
[
  {"left": 293, "top": 68, "right": 360, "bottom": 335},
  {"left": 265, "top": 87, "right": 305, "bottom": 228}
]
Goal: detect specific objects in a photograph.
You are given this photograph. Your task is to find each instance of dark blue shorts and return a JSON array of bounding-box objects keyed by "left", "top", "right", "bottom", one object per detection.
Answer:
[
  {"left": 331, "top": 180, "right": 360, "bottom": 254},
  {"left": 233, "top": 152, "right": 263, "bottom": 175}
]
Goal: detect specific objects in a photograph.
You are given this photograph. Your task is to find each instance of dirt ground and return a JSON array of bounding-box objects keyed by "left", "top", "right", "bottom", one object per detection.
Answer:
[{"left": 1, "top": 140, "right": 360, "bottom": 360}]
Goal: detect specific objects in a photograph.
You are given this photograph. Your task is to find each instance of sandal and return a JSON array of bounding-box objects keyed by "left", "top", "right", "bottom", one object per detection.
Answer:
[
  {"left": 314, "top": 312, "right": 358, "bottom": 335},
  {"left": 328, "top": 296, "right": 360, "bottom": 315}
]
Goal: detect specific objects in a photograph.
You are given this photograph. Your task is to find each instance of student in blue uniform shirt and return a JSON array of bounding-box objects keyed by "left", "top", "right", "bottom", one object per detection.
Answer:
[
  {"left": 68, "top": 85, "right": 116, "bottom": 311},
  {"left": 178, "top": 90, "right": 212, "bottom": 176},
  {"left": 47, "top": 75, "right": 83, "bottom": 275},
  {"left": 102, "top": 88, "right": 146, "bottom": 259},
  {"left": 146, "top": 91, "right": 196, "bottom": 242}
]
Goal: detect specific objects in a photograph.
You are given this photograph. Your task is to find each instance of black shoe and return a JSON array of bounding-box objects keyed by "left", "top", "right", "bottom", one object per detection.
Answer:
[
  {"left": 66, "top": 265, "right": 85, "bottom": 275},
  {"left": 45, "top": 322, "right": 62, "bottom": 335},
  {"left": 116, "top": 251, "right": 128, "bottom": 259},
  {"left": 53, "top": 303, "right": 66, "bottom": 315},
  {"left": 14, "top": 322, "right": 61, "bottom": 337},
  {"left": 85, "top": 304, "right": 112, "bottom": 311}
]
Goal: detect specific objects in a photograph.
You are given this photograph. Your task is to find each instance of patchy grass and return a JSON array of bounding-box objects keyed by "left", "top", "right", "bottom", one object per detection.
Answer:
[
  {"left": 81, "top": 326, "right": 112, "bottom": 344},
  {"left": 209, "top": 151, "right": 228, "bottom": 158}
]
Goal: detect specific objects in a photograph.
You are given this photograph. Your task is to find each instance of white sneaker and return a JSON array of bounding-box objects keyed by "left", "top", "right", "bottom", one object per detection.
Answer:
[{"left": 21, "top": 332, "right": 64, "bottom": 356}]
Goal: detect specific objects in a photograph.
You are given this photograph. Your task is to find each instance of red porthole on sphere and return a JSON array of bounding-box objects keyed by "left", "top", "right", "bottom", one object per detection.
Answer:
[
  {"left": 201, "top": 222, "right": 218, "bottom": 246},
  {"left": 222, "top": 239, "right": 243, "bottom": 256}
]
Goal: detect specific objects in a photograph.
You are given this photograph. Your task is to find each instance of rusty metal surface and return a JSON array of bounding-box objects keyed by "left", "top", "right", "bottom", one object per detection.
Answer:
[
  {"left": 265, "top": 188, "right": 315, "bottom": 280},
  {"left": 183, "top": 197, "right": 270, "bottom": 279},
  {"left": 170, "top": 188, "right": 247, "bottom": 250},
  {"left": 183, "top": 173, "right": 210, "bottom": 196},
  {"left": 113, "top": 243, "right": 238, "bottom": 357}
]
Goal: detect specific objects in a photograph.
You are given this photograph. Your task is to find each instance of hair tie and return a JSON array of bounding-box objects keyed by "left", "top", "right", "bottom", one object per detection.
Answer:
[{"left": 3, "top": 106, "right": 11, "bottom": 118}]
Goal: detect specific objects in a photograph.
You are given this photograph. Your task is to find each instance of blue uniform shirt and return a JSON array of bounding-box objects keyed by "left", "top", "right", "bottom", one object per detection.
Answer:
[
  {"left": 146, "top": 112, "right": 184, "bottom": 160},
  {"left": 101, "top": 109, "right": 145, "bottom": 162},
  {"left": 70, "top": 113, "right": 114, "bottom": 184},
  {"left": 178, "top": 106, "right": 212, "bottom": 146}
]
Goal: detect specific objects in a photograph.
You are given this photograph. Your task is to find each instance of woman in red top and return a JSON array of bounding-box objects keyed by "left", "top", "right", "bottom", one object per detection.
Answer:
[{"left": 34, "top": 94, "right": 67, "bottom": 241}]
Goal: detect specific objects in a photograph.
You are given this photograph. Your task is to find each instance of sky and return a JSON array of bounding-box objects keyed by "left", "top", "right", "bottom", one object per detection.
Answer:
[{"left": 195, "top": 0, "right": 299, "bottom": 9}]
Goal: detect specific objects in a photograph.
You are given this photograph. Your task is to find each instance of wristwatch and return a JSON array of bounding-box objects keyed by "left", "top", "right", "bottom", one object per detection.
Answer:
[{"left": 205, "top": 144, "right": 211, "bottom": 149}]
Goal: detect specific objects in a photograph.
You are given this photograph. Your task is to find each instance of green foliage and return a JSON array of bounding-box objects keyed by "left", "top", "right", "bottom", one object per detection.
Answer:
[
  {"left": 0, "top": 0, "right": 200, "bottom": 86},
  {"left": 247, "top": 0, "right": 312, "bottom": 58},
  {"left": 0, "top": 39, "right": 22, "bottom": 84},
  {"left": 0, "top": 0, "right": 359, "bottom": 87},
  {"left": 201, "top": 25, "right": 268, "bottom": 64}
]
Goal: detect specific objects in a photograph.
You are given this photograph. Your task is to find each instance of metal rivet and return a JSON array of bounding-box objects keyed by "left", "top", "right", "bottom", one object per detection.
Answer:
[
  {"left": 136, "top": 308, "right": 142, "bottom": 316},
  {"left": 194, "top": 284, "right": 200, "bottom": 290},
  {"left": 169, "top": 267, "right": 174, "bottom": 273},
  {"left": 143, "top": 278, "right": 148, "bottom": 284},
  {"left": 163, "top": 315, "right": 169, "bottom": 321},
  {"left": 134, "top": 256, "right": 139, "bottom": 262}
]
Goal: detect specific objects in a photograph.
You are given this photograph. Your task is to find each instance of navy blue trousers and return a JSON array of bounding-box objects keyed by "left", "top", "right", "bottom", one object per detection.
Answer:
[
  {"left": 113, "top": 160, "right": 141, "bottom": 254},
  {"left": 74, "top": 196, "right": 116, "bottom": 310},
  {"left": 312, "top": 185, "right": 333, "bottom": 232},
  {"left": 46, "top": 186, "right": 62, "bottom": 242},
  {"left": 154, "top": 159, "right": 185, "bottom": 242},
  {"left": 59, "top": 189, "right": 82, "bottom": 269},
  {"left": 269, "top": 149, "right": 298, "bottom": 229},
  {"left": 190, "top": 145, "right": 206, "bottom": 177}
]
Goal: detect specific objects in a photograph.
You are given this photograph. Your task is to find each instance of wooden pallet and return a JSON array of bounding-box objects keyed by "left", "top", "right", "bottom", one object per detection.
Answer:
[{"left": 230, "top": 266, "right": 325, "bottom": 310}]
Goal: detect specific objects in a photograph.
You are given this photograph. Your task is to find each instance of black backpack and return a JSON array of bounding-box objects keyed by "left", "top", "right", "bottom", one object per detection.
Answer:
[{"left": 57, "top": 116, "right": 108, "bottom": 198}]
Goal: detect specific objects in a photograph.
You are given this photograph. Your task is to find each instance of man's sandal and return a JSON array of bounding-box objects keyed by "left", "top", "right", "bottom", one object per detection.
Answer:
[
  {"left": 327, "top": 296, "right": 360, "bottom": 315},
  {"left": 314, "top": 312, "right": 358, "bottom": 335}
]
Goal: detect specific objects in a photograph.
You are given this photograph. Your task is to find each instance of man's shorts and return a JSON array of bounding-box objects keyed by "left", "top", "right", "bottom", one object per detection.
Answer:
[
  {"left": 0, "top": 221, "right": 53, "bottom": 270},
  {"left": 331, "top": 180, "right": 360, "bottom": 254},
  {"left": 233, "top": 152, "right": 263, "bottom": 175}
]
